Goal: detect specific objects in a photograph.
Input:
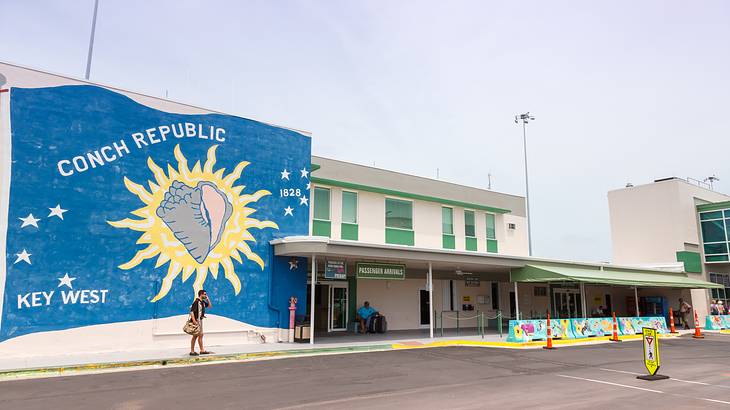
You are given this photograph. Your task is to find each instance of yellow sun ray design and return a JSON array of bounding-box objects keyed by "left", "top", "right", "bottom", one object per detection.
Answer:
[{"left": 108, "top": 144, "right": 278, "bottom": 302}]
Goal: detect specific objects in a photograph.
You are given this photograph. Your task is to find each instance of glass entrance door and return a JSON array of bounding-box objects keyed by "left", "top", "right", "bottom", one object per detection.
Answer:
[
  {"left": 553, "top": 288, "right": 581, "bottom": 318},
  {"left": 328, "top": 284, "right": 348, "bottom": 331}
]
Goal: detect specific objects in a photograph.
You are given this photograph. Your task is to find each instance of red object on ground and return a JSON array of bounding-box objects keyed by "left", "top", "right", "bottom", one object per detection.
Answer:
[
  {"left": 668, "top": 309, "right": 678, "bottom": 334},
  {"left": 610, "top": 312, "right": 621, "bottom": 342},
  {"left": 692, "top": 310, "right": 705, "bottom": 339},
  {"left": 543, "top": 312, "right": 555, "bottom": 350}
]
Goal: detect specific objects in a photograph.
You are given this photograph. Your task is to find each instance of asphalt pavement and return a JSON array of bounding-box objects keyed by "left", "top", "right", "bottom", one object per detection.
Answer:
[{"left": 2, "top": 333, "right": 729, "bottom": 410}]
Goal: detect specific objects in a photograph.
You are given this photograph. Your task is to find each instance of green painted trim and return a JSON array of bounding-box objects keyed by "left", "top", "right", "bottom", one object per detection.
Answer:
[
  {"left": 385, "top": 228, "right": 414, "bottom": 246},
  {"left": 348, "top": 276, "right": 357, "bottom": 328},
  {"left": 310, "top": 163, "right": 321, "bottom": 173},
  {"left": 487, "top": 239, "right": 498, "bottom": 253},
  {"left": 697, "top": 201, "right": 730, "bottom": 212},
  {"left": 465, "top": 237, "right": 478, "bottom": 251},
  {"left": 312, "top": 219, "right": 331, "bottom": 237},
  {"left": 341, "top": 223, "right": 359, "bottom": 241},
  {"left": 310, "top": 177, "right": 511, "bottom": 214},
  {"left": 676, "top": 251, "right": 701, "bottom": 273},
  {"left": 442, "top": 234, "right": 455, "bottom": 249}
]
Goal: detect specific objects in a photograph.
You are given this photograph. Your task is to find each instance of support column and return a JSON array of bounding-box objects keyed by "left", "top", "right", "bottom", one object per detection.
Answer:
[
  {"left": 428, "top": 262, "right": 434, "bottom": 339},
  {"left": 634, "top": 286, "right": 639, "bottom": 318},
  {"left": 514, "top": 282, "right": 520, "bottom": 320},
  {"left": 310, "top": 254, "right": 317, "bottom": 345},
  {"left": 580, "top": 282, "right": 587, "bottom": 318}
]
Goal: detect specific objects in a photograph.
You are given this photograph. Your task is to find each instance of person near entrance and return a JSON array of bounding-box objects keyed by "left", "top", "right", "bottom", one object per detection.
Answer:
[
  {"left": 357, "top": 301, "right": 378, "bottom": 334},
  {"left": 678, "top": 298, "right": 692, "bottom": 330}
]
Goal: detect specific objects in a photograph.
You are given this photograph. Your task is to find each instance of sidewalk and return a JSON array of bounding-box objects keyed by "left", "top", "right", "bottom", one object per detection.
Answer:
[{"left": 0, "top": 329, "right": 704, "bottom": 380}]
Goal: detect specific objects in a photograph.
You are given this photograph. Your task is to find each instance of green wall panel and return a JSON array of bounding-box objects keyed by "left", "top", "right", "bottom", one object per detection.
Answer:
[
  {"left": 312, "top": 220, "right": 331, "bottom": 237},
  {"left": 341, "top": 223, "right": 359, "bottom": 241},
  {"left": 442, "top": 234, "right": 455, "bottom": 249},
  {"left": 465, "top": 237, "right": 477, "bottom": 251},
  {"left": 385, "top": 228, "right": 414, "bottom": 246},
  {"left": 348, "top": 276, "right": 357, "bottom": 329},
  {"left": 487, "top": 239, "right": 498, "bottom": 253},
  {"left": 676, "top": 251, "right": 702, "bottom": 272}
]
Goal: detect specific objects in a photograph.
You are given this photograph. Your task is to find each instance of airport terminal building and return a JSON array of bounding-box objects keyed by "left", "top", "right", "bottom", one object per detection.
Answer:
[{"left": 0, "top": 62, "right": 722, "bottom": 358}]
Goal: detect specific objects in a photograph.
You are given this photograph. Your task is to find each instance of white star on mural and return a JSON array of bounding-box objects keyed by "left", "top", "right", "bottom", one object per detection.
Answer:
[
  {"left": 289, "top": 258, "right": 299, "bottom": 270},
  {"left": 306, "top": 182, "right": 311, "bottom": 190},
  {"left": 300, "top": 168, "right": 309, "bottom": 178},
  {"left": 19, "top": 213, "right": 40, "bottom": 228},
  {"left": 14, "top": 249, "right": 32, "bottom": 265},
  {"left": 299, "top": 195, "right": 309, "bottom": 206},
  {"left": 48, "top": 204, "right": 68, "bottom": 220},
  {"left": 280, "top": 169, "right": 291, "bottom": 180},
  {"left": 57, "top": 273, "right": 76, "bottom": 289},
  {"left": 284, "top": 206, "right": 294, "bottom": 216}
]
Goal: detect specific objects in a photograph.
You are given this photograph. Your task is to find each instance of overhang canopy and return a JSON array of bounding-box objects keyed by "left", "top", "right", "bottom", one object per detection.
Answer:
[{"left": 511, "top": 264, "right": 722, "bottom": 289}]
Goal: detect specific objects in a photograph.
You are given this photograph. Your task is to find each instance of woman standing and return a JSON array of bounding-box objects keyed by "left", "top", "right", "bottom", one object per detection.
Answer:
[{"left": 190, "top": 289, "right": 212, "bottom": 356}]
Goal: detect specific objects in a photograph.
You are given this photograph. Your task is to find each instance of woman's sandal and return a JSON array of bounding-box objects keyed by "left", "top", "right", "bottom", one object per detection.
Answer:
[
  {"left": 200, "top": 351, "right": 212, "bottom": 355},
  {"left": 189, "top": 352, "right": 199, "bottom": 356}
]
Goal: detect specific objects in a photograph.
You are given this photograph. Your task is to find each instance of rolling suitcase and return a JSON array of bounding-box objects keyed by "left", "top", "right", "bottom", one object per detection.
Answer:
[{"left": 372, "top": 315, "right": 387, "bottom": 333}]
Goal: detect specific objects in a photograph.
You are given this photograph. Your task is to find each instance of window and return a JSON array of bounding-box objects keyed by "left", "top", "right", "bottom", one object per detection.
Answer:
[
  {"left": 710, "top": 273, "right": 730, "bottom": 305},
  {"left": 313, "top": 187, "right": 330, "bottom": 220},
  {"left": 534, "top": 287, "right": 547, "bottom": 297},
  {"left": 385, "top": 198, "right": 412, "bottom": 230},
  {"left": 342, "top": 191, "right": 357, "bottom": 224},
  {"left": 486, "top": 213, "right": 496, "bottom": 239},
  {"left": 442, "top": 207, "right": 453, "bottom": 235},
  {"left": 700, "top": 209, "right": 730, "bottom": 263},
  {"left": 464, "top": 210, "right": 475, "bottom": 237}
]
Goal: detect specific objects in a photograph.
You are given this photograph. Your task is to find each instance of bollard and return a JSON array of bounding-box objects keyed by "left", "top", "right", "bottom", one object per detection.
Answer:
[
  {"left": 668, "top": 309, "right": 678, "bottom": 334},
  {"left": 610, "top": 312, "right": 622, "bottom": 342},
  {"left": 692, "top": 310, "right": 704, "bottom": 339},
  {"left": 288, "top": 296, "right": 297, "bottom": 343},
  {"left": 543, "top": 311, "right": 555, "bottom": 350}
]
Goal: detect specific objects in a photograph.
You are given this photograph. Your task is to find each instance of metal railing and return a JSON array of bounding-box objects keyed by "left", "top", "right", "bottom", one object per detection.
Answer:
[{"left": 436, "top": 310, "right": 503, "bottom": 339}]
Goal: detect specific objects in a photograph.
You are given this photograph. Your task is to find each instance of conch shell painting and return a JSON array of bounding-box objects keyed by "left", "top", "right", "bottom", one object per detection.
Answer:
[{"left": 156, "top": 180, "right": 233, "bottom": 263}]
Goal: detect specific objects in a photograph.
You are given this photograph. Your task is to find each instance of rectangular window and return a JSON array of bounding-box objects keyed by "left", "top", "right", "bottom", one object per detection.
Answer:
[
  {"left": 464, "top": 210, "right": 475, "bottom": 237},
  {"left": 313, "top": 187, "right": 330, "bottom": 220},
  {"left": 701, "top": 211, "right": 724, "bottom": 220},
  {"left": 385, "top": 198, "right": 413, "bottom": 230},
  {"left": 709, "top": 273, "right": 730, "bottom": 305},
  {"left": 486, "top": 213, "right": 496, "bottom": 239},
  {"left": 534, "top": 287, "right": 547, "bottom": 297},
  {"left": 442, "top": 207, "right": 454, "bottom": 234},
  {"left": 701, "top": 219, "right": 727, "bottom": 243},
  {"left": 342, "top": 191, "right": 357, "bottom": 223}
]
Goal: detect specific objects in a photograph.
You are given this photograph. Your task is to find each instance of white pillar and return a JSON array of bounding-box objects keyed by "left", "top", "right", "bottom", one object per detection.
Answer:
[
  {"left": 514, "top": 282, "right": 520, "bottom": 320},
  {"left": 580, "top": 283, "right": 587, "bottom": 318},
  {"left": 428, "top": 262, "right": 434, "bottom": 338},
  {"left": 634, "top": 286, "right": 639, "bottom": 318},
  {"left": 310, "top": 254, "right": 317, "bottom": 345}
]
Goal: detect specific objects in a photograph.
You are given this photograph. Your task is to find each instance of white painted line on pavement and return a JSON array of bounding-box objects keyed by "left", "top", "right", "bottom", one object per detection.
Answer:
[
  {"left": 556, "top": 374, "right": 664, "bottom": 394},
  {"left": 704, "top": 398, "right": 730, "bottom": 405},
  {"left": 599, "top": 368, "right": 730, "bottom": 390},
  {"left": 599, "top": 368, "right": 641, "bottom": 376}
]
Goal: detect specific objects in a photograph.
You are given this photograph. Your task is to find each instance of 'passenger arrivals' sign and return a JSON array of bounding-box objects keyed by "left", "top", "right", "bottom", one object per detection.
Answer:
[{"left": 356, "top": 263, "right": 405, "bottom": 280}]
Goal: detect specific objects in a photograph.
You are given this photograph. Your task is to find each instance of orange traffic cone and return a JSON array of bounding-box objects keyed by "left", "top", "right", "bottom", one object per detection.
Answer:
[
  {"left": 692, "top": 310, "right": 704, "bottom": 339},
  {"left": 610, "top": 312, "right": 622, "bottom": 342},
  {"left": 668, "top": 309, "right": 678, "bottom": 334},
  {"left": 543, "top": 311, "right": 555, "bottom": 350}
]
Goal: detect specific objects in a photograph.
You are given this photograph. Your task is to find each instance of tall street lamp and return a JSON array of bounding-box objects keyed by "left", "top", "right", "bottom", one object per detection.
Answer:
[{"left": 515, "top": 112, "right": 535, "bottom": 256}]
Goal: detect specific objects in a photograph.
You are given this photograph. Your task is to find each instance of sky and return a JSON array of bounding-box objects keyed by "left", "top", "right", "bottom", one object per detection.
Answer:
[{"left": 2, "top": 0, "right": 729, "bottom": 262}]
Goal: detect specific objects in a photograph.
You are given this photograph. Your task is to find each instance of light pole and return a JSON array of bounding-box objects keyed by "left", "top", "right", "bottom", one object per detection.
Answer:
[
  {"left": 515, "top": 112, "right": 535, "bottom": 256},
  {"left": 84, "top": 0, "right": 100, "bottom": 80}
]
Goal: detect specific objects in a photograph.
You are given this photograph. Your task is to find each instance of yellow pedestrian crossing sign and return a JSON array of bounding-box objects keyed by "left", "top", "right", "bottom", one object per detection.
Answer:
[{"left": 642, "top": 327, "right": 660, "bottom": 376}]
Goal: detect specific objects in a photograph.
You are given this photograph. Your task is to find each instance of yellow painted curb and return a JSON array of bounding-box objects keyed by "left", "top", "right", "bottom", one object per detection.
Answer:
[{"left": 720, "top": 329, "right": 730, "bottom": 334}]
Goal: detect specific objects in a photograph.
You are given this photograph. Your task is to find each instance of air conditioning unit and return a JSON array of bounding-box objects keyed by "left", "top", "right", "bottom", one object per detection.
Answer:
[{"left": 508, "top": 223, "right": 516, "bottom": 230}]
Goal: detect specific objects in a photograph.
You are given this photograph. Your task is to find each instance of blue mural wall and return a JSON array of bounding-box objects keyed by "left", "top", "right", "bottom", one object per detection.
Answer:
[{"left": 1, "top": 85, "right": 311, "bottom": 341}]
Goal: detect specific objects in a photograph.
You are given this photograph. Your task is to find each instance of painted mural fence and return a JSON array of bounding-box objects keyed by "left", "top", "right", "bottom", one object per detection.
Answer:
[
  {"left": 705, "top": 315, "right": 730, "bottom": 330},
  {"left": 507, "top": 316, "right": 668, "bottom": 342}
]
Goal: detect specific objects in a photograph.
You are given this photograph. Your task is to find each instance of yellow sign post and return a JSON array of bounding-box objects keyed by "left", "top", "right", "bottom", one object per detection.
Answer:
[{"left": 637, "top": 327, "right": 669, "bottom": 381}]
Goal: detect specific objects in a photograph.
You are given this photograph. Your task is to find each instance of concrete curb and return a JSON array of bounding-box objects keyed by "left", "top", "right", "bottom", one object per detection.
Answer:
[{"left": 0, "top": 332, "right": 689, "bottom": 381}]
